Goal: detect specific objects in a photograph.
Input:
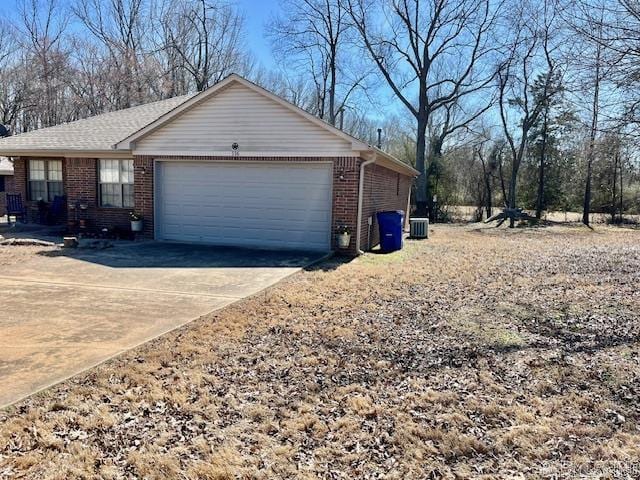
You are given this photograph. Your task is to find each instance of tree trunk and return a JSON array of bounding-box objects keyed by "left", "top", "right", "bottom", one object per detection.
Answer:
[
  {"left": 619, "top": 154, "right": 624, "bottom": 223},
  {"left": 582, "top": 160, "right": 593, "bottom": 226},
  {"left": 535, "top": 110, "right": 549, "bottom": 219},
  {"left": 611, "top": 151, "right": 618, "bottom": 224},
  {"left": 414, "top": 117, "right": 428, "bottom": 216},
  {"left": 328, "top": 43, "right": 337, "bottom": 126},
  {"left": 480, "top": 155, "right": 493, "bottom": 219},
  {"left": 583, "top": 42, "right": 601, "bottom": 227},
  {"left": 508, "top": 147, "right": 525, "bottom": 228},
  {"left": 426, "top": 138, "right": 443, "bottom": 222},
  {"left": 508, "top": 175, "right": 517, "bottom": 228},
  {"left": 498, "top": 154, "right": 507, "bottom": 206}
]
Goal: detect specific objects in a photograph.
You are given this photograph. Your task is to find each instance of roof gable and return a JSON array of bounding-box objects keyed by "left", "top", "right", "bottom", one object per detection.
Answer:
[{"left": 117, "top": 75, "right": 366, "bottom": 156}]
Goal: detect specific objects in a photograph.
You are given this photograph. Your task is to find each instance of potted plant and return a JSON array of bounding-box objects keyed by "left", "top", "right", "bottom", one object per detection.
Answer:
[
  {"left": 336, "top": 225, "right": 351, "bottom": 249},
  {"left": 130, "top": 212, "right": 143, "bottom": 232}
]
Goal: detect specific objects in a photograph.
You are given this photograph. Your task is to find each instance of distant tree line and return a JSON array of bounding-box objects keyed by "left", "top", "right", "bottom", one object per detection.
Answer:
[{"left": 1, "top": 0, "right": 639, "bottom": 223}]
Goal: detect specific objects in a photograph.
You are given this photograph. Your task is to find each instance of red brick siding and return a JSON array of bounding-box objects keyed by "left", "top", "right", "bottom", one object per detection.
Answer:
[
  {"left": 1, "top": 174, "right": 15, "bottom": 194},
  {"left": 65, "top": 158, "right": 131, "bottom": 231},
  {"left": 137, "top": 155, "right": 363, "bottom": 253},
  {"left": 360, "top": 164, "right": 413, "bottom": 251},
  {"left": 134, "top": 157, "right": 154, "bottom": 237},
  {"left": 331, "top": 157, "right": 361, "bottom": 254},
  {"left": 65, "top": 157, "right": 97, "bottom": 224},
  {"left": 10, "top": 158, "right": 27, "bottom": 199}
]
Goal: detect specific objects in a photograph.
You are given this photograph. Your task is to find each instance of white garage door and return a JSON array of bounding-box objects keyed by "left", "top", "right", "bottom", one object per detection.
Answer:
[{"left": 155, "top": 161, "right": 333, "bottom": 251}]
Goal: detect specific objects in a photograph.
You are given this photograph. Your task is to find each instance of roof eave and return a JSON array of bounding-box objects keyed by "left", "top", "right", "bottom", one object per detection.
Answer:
[
  {"left": 0, "top": 149, "right": 133, "bottom": 158},
  {"left": 360, "top": 147, "right": 419, "bottom": 177}
]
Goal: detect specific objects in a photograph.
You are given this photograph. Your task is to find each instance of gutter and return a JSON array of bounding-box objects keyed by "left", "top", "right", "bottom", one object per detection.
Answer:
[{"left": 356, "top": 156, "right": 376, "bottom": 254}]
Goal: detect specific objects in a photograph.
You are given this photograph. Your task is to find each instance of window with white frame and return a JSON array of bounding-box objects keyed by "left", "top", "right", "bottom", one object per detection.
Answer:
[
  {"left": 29, "top": 159, "right": 63, "bottom": 202},
  {"left": 99, "top": 159, "right": 134, "bottom": 208}
]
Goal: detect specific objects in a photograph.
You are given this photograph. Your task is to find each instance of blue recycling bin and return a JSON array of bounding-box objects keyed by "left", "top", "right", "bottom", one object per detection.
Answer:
[{"left": 376, "top": 210, "right": 405, "bottom": 252}]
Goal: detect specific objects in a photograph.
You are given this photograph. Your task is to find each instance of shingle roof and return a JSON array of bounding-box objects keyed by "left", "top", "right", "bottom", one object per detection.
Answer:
[
  {"left": 0, "top": 94, "right": 194, "bottom": 153},
  {"left": 0, "top": 157, "right": 13, "bottom": 175}
]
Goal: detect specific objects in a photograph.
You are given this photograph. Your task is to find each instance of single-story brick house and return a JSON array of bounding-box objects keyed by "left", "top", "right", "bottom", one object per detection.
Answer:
[{"left": 0, "top": 74, "right": 417, "bottom": 254}]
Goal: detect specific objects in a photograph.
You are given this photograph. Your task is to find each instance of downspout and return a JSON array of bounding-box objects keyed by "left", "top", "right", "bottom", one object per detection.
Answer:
[{"left": 356, "top": 156, "right": 376, "bottom": 254}]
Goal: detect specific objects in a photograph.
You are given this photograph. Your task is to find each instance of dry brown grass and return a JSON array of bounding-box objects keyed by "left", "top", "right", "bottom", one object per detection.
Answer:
[{"left": 2, "top": 223, "right": 640, "bottom": 479}]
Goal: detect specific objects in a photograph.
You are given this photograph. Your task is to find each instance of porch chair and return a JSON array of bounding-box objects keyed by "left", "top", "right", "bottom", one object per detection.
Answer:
[
  {"left": 6, "top": 193, "right": 26, "bottom": 224},
  {"left": 47, "top": 195, "right": 67, "bottom": 225}
]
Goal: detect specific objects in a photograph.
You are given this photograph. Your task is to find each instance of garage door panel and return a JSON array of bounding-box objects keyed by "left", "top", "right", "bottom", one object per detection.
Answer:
[
  {"left": 162, "top": 183, "right": 331, "bottom": 197},
  {"left": 161, "top": 210, "right": 331, "bottom": 228},
  {"left": 161, "top": 214, "right": 330, "bottom": 233},
  {"left": 161, "top": 202, "right": 332, "bottom": 220},
  {"left": 156, "top": 162, "right": 333, "bottom": 250},
  {"left": 164, "top": 196, "right": 332, "bottom": 212}
]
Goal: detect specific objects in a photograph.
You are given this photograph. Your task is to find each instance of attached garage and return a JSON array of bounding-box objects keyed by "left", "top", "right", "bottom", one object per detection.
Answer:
[
  {"left": 0, "top": 74, "right": 418, "bottom": 254},
  {"left": 155, "top": 161, "right": 333, "bottom": 251}
]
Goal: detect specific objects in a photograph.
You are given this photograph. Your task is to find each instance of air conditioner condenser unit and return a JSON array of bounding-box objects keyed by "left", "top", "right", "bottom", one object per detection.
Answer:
[{"left": 409, "top": 218, "right": 429, "bottom": 239}]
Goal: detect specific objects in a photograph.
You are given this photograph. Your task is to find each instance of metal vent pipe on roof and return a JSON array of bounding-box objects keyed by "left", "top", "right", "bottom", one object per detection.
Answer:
[{"left": 376, "top": 128, "right": 382, "bottom": 149}]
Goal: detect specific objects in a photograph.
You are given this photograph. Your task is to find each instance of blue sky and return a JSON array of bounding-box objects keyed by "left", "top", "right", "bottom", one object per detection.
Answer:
[{"left": 235, "top": 0, "right": 281, "bottom": 68}]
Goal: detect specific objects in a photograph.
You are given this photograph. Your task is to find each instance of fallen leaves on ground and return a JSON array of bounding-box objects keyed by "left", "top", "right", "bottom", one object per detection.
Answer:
[{"left": 1, "top": 224, "right": 640, "bottom": 479}]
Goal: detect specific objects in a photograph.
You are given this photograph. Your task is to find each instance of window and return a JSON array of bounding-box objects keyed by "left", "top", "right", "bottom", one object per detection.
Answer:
[
  {"left": 0, "top": 176, "right": 5, "bottom": 192},
  {"left": 29, "top": 159, "right": 63, "bottom": 202},
  {"left": 99, "top": 159, "right": 134, "bottom": 208}
]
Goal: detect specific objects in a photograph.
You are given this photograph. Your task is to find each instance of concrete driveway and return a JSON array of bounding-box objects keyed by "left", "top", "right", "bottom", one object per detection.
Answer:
[{"left": 0, "top": 242, "right": 323, "bottom": 407}]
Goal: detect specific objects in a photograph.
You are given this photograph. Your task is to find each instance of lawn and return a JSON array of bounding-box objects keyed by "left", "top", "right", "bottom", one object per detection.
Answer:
[{"left": 1, "top": 224, "right": 640, "bottom": 479}]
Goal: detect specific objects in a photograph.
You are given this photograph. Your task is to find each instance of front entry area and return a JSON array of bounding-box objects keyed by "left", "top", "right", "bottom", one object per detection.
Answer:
[{"left": 155, "top": 161, "right": 333, "bottom": 251}]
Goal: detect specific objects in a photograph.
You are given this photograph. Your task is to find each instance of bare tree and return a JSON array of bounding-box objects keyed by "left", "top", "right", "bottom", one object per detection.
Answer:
[
  {"left": 0, "top": 19, "right": 23, "bottom": 131},
  {"left": 474, "top": 136, "right": 498, "bottom": 219},
  {"left": 581, "top": 36, "right": 602, "bottom": 227},
  {"left": 159, "top": 0, "right": 248, "bottom": 92},
  {"left": 345, "top": 0, "right": 498, "bottom": 217},
  {"left": 496, "top": 0, "right": 560, "bottom": 226},
  {"left": 268, "top": 0, "right": 368, "bottom": 126},
  {"left": 67, "top": 37, "right": 115, "bottom": 115},
  {"left": 73, "top": 0, "right": 150, "bottom": 108},
  {"left": 566, "top": 1, "right": 609, "bottom": 226},
  {"left": 17, "top": 0, "right": 70, "bottom": 127},
  {"left": 251, "top": 67, "right": 318, "bottom": 111},
  {"left": 0, "top": 19, "right": 17, "bottom": 67}
]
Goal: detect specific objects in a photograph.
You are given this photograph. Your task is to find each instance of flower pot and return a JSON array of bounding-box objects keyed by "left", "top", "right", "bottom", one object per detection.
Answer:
[
  {"left": 131, "top": 220, "right": 143, "bottom": 232},
  {"left": 336, "top": 233, "right": 351, "bottom": 249}
]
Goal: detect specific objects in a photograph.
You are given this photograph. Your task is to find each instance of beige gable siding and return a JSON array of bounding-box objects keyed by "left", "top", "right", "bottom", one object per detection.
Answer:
[{"left": 134, "top": 83, "right": 355, "bottom": 156}]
